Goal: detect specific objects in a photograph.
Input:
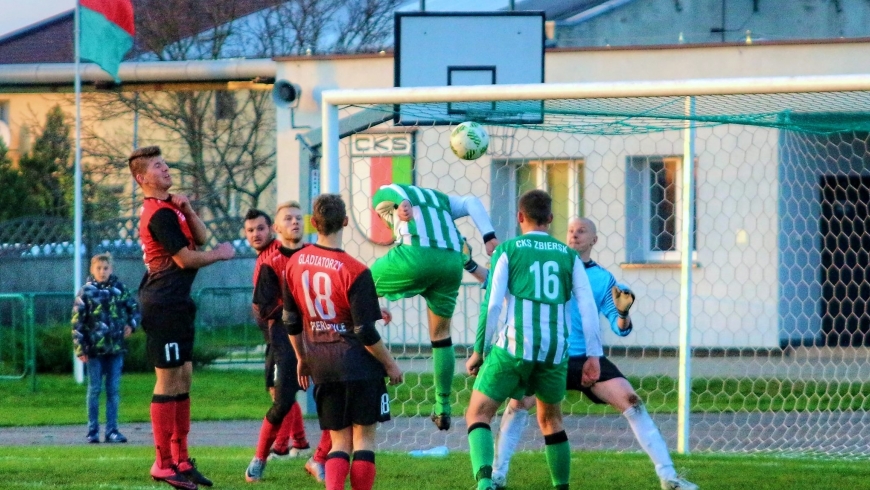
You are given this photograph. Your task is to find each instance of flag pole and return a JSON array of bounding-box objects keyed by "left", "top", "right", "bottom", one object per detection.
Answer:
[{"left": 73, "top": 0, "right": 85, "bottom": 385}]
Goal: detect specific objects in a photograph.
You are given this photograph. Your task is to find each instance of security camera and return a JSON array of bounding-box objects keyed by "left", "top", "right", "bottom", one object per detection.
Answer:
[{"left": 272, "top": 80, "right": 301, "bottom": 108}]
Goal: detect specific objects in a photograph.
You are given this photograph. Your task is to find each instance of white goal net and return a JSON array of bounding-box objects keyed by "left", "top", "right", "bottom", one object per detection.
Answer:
[{"left": 313, "top": 77, "right": 870, "bottom": 458}]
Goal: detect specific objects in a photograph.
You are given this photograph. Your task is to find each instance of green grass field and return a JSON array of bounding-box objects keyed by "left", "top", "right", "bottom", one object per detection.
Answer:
[
  {"left": 0, "top": 446, "right": 866, "bottom": 490},
  {"left": 2, "top": 370, "right": 869, "bottom": 489},
  {"left": 4, "top": 369, "right": 870, "bottom": 426}
]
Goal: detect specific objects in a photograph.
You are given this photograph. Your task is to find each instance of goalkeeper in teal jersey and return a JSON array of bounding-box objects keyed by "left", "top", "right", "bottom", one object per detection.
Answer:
[
  {"left": 473, "top": 217, "right": 698, "bottom": 490},
  {"left": 371, "top": 183, "right": 498, "bottom": 431},
  {"left": 465, "top": 190, "right": 602, "bottom": 490}
]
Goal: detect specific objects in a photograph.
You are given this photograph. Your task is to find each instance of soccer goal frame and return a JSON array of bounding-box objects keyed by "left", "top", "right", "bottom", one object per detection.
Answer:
[{"left": 320, "top": 74, "right": 870, "bottom": 455}]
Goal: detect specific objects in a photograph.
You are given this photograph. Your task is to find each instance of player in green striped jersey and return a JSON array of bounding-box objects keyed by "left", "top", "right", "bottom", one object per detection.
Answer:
[
  {"left": 465, "top": 189, "right": 602, "bottom": 490},
  {"left": 371, "top": 183, "right": 498, "bottom": 431}
]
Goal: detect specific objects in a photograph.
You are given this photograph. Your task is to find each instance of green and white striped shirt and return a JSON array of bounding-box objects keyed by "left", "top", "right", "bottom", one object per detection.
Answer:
[
  {"left": 476, "top": 231, "right": 602, "bottom": 363},
  {"left": 372, "top": 184, "right": 495, "bottom": 252}
]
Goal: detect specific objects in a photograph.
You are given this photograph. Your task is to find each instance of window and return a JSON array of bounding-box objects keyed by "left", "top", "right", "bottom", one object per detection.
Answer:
[
  {"left": 491, "top": 159, "right": 583, "bottom": 241},
  {"left": 626, "top": 156, "right": 696, "bottom": 262}
]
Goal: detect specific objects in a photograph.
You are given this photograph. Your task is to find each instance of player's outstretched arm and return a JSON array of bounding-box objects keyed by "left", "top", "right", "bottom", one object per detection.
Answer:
[
  {"left": 448, "top": 195, "right": 498, "bottom": 255},
  {"left": 172, "top": 242, "right": 235, "bottom": 269}
]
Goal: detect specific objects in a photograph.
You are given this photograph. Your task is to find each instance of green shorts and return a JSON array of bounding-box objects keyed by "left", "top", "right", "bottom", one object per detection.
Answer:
[
  {"left": 371, "top": 245, "right": 464, "bottom": 319},
  {"left": 473, "top": 346, "right": 568, "bottom": 405}
]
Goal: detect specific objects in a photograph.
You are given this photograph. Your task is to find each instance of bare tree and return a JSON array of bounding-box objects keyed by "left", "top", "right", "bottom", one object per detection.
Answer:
[{"left": 85, "top": 0, "right": 401, "bottom": 221}]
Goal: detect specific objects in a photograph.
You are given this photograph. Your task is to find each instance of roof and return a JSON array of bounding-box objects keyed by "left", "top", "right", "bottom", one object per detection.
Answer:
[
  {"left": 0, "top": 11, "right": 74, "bottom": 64},
  {"left": 514, "top": 0, "right": 613, "bottom": 21}
]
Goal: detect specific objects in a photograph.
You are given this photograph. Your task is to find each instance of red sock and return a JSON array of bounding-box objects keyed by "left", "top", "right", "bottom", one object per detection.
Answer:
[
  {"left": 256, "top": 416, "right": 280, "bottom": 460},
  {"left": 150, "top": 396, "right": 176, "bottom": 469},
  {"left": 288, "top": 402, "right": 309, "bottom": 448},
  {"left": 324, "top": 452, "right": 350, "bottom": 490},
  {"left": 171, "top": 394, "right": 191, "bottom": 464},
  {"left": 350, "top": 451, "right": 376, "bottom": 490},
  {"left": 314, "top": 430, "right": 332, "bottom": 464},
  {"left": 273, "top": 413, "right": 292, "bottom": 453}
]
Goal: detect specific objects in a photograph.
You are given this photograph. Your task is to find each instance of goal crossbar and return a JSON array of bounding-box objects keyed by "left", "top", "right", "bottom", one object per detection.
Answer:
[{"left": 320, "top": 73, "right": 870, "bottom": 194}]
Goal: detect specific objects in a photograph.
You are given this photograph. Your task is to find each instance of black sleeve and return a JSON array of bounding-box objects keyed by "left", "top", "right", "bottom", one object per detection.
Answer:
[
  {"left": 348, "top": 269, "right": 384, "bottom": 345},
  {"left": 253, "top": 265, "right": 282, "bottom": 323},
  {"left": 148, "top": 208, "right": 190, "bottom": 255},
  {"left": 282, "top": 274, "right": 303, "bottom": 335}
]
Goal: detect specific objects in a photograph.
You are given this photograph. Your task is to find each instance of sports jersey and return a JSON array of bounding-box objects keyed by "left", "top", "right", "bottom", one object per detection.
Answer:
[
  {"left": 138, "top": 197, "right": 197, "bottom": 304},
  {"left": 251, "top": 239, "right": 280, "bottom": 288},
  {"left": 567, "top": 260, "right": 632, "bottom": 357},
  {"left": 252, "top": 241, "right": 308, "bottom": 341},
  {"left": 282, "top": 244, "right": 385, "bottom": 384},
  {"left": 372, "top": 184, "right": 495, "bottom": 252},
  {"left": 476, "top": 231, "right": 603, "bottom": 363}
]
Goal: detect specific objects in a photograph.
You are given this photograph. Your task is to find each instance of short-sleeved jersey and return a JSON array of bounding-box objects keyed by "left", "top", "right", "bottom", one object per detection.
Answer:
[
  {"left": 252, "top": 239, "right": 280, "bottom": 288},
  {"left": 567, "top": 260, "right": 632, "bottom": 356},
  {"left": 252, "top": 241, "right": 308, "bottom": 342},
  {"left": 282, "top": 244, "right": 385, "bottom": 384},
  {"left": 372, "top": 184, "right": 464, "bottom": 252},
  {"left": 477, "top": 232, "right": 593, "bottom": 364},
  {"left": 138, "top": 197, "right": 197, "bottom": 304}
]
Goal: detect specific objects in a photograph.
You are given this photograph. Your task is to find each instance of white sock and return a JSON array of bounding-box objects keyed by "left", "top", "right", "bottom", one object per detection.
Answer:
[
  {"left": 493, "top": 405, "right": 529, "bottom": 478},
  {"left": 623, "top": 403, "right": 677, "bottom": 481}
]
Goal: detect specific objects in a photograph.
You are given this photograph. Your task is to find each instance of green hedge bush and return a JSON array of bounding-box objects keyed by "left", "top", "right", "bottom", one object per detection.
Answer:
[{"left": 29, "top": 324, "right": 225, "bottom": 373}]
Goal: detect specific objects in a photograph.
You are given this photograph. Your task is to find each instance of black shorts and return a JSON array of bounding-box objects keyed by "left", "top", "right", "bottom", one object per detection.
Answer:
[
  {"left": 265, "top": 324, "right": 301, "bottom": 393},
  {"left": 565, "top": 355, "right": 626, "bottom": 404},
  {"left": 314, "top": 378, "right": 390, "bottom": 431},
  {"left": 141, "top": 300, "right": 196, "bottom": 369}
]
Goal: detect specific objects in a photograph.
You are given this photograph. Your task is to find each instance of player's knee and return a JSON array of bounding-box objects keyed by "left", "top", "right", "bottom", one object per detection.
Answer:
[{"left": 266, "top": 399, "right": 295, "bottom": 424}]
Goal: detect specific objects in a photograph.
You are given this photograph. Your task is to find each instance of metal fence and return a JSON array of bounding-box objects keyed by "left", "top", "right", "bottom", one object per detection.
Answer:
[
  {"left": 11, "top": 283, "right": 484, "bottom": 371},
  {"left": 0, "top": 294, "right": 36, "bottom": 391}
]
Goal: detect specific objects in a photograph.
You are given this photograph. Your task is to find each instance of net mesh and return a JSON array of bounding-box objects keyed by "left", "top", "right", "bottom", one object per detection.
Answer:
[
  {"left": 351, "top": 91, "right": 870, "bottom": 134},
  {"left": 326, "top": 90, "right": 870, "bottom": 458}
]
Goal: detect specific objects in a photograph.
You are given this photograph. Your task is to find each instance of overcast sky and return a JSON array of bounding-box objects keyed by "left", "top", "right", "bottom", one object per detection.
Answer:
[{"left": 0, "top": 0, "right": 75, "bottom": 38}]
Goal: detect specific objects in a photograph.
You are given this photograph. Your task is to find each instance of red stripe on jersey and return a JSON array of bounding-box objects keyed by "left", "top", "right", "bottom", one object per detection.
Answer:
[
  {"left": 252, "top": 239, "right": 280, "bottom": 287},
  {"left": 139, "top": 197, "right": 195, "bottom": 275}
]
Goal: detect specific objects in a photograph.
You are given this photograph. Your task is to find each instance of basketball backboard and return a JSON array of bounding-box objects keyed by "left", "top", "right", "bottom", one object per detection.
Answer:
[{"left": 394, "top": 11, "right": 545, "bottom": 125}]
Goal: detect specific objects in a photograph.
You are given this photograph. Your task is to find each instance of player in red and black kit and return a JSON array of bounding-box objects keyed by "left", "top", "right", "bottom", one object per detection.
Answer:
[
  {"left": 242, "top": 203, "right": 314, "bottom": 482},
  {"left": 283, "top": 194, "right": 403, "bottom": 490},
  {"left": 129, "top": 146, "right": 235, "bottom": 490}
]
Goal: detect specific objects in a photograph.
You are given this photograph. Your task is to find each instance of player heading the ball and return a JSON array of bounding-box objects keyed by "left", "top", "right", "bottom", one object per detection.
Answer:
[{"left": 371, "top": 183, "right": 498, "bottom": 431}]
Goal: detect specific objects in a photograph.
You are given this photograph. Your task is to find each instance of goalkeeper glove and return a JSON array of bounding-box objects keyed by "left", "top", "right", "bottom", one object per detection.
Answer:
[
  {"left": 462, "top": 238, "right": 479, "bottom": 273},
  {"left": 612, "top": 284, "right": 635, "bottom": 319}
]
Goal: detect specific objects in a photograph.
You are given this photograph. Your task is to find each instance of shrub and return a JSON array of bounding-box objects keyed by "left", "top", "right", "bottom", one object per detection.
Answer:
[{"left": 30, "top": 324, "right": 227, "bottom": 373}]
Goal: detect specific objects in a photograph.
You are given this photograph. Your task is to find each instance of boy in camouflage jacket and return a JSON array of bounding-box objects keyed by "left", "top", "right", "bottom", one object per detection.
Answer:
[{"left": 72, "top": 253, "right": 140, "bottom": 443}]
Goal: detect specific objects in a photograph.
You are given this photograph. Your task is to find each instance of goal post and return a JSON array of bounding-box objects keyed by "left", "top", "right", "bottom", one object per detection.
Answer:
[{"left": 318, "top": 74, "right": 870, "bottom": 457}]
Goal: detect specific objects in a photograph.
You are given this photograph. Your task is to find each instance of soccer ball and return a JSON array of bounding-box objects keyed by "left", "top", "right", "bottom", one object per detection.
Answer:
[{"left": 450, "top": 122, "right": 489, "bottom": 160}]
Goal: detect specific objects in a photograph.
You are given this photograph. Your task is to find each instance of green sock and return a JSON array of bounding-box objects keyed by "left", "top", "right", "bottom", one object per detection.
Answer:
[
  {"left": 468, "top": 424, "right": 494, "bottom": 489},
  {"left": 431, "top": 340, "right": 455, "bottom": 415},
  {"left": 544, "top": 433, "right": 571, "bottom": 488}
]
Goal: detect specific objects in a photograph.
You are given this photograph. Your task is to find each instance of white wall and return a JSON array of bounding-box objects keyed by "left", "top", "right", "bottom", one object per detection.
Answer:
[{"left": 274, "top": 41, "right": 870, "bottom": 348}]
